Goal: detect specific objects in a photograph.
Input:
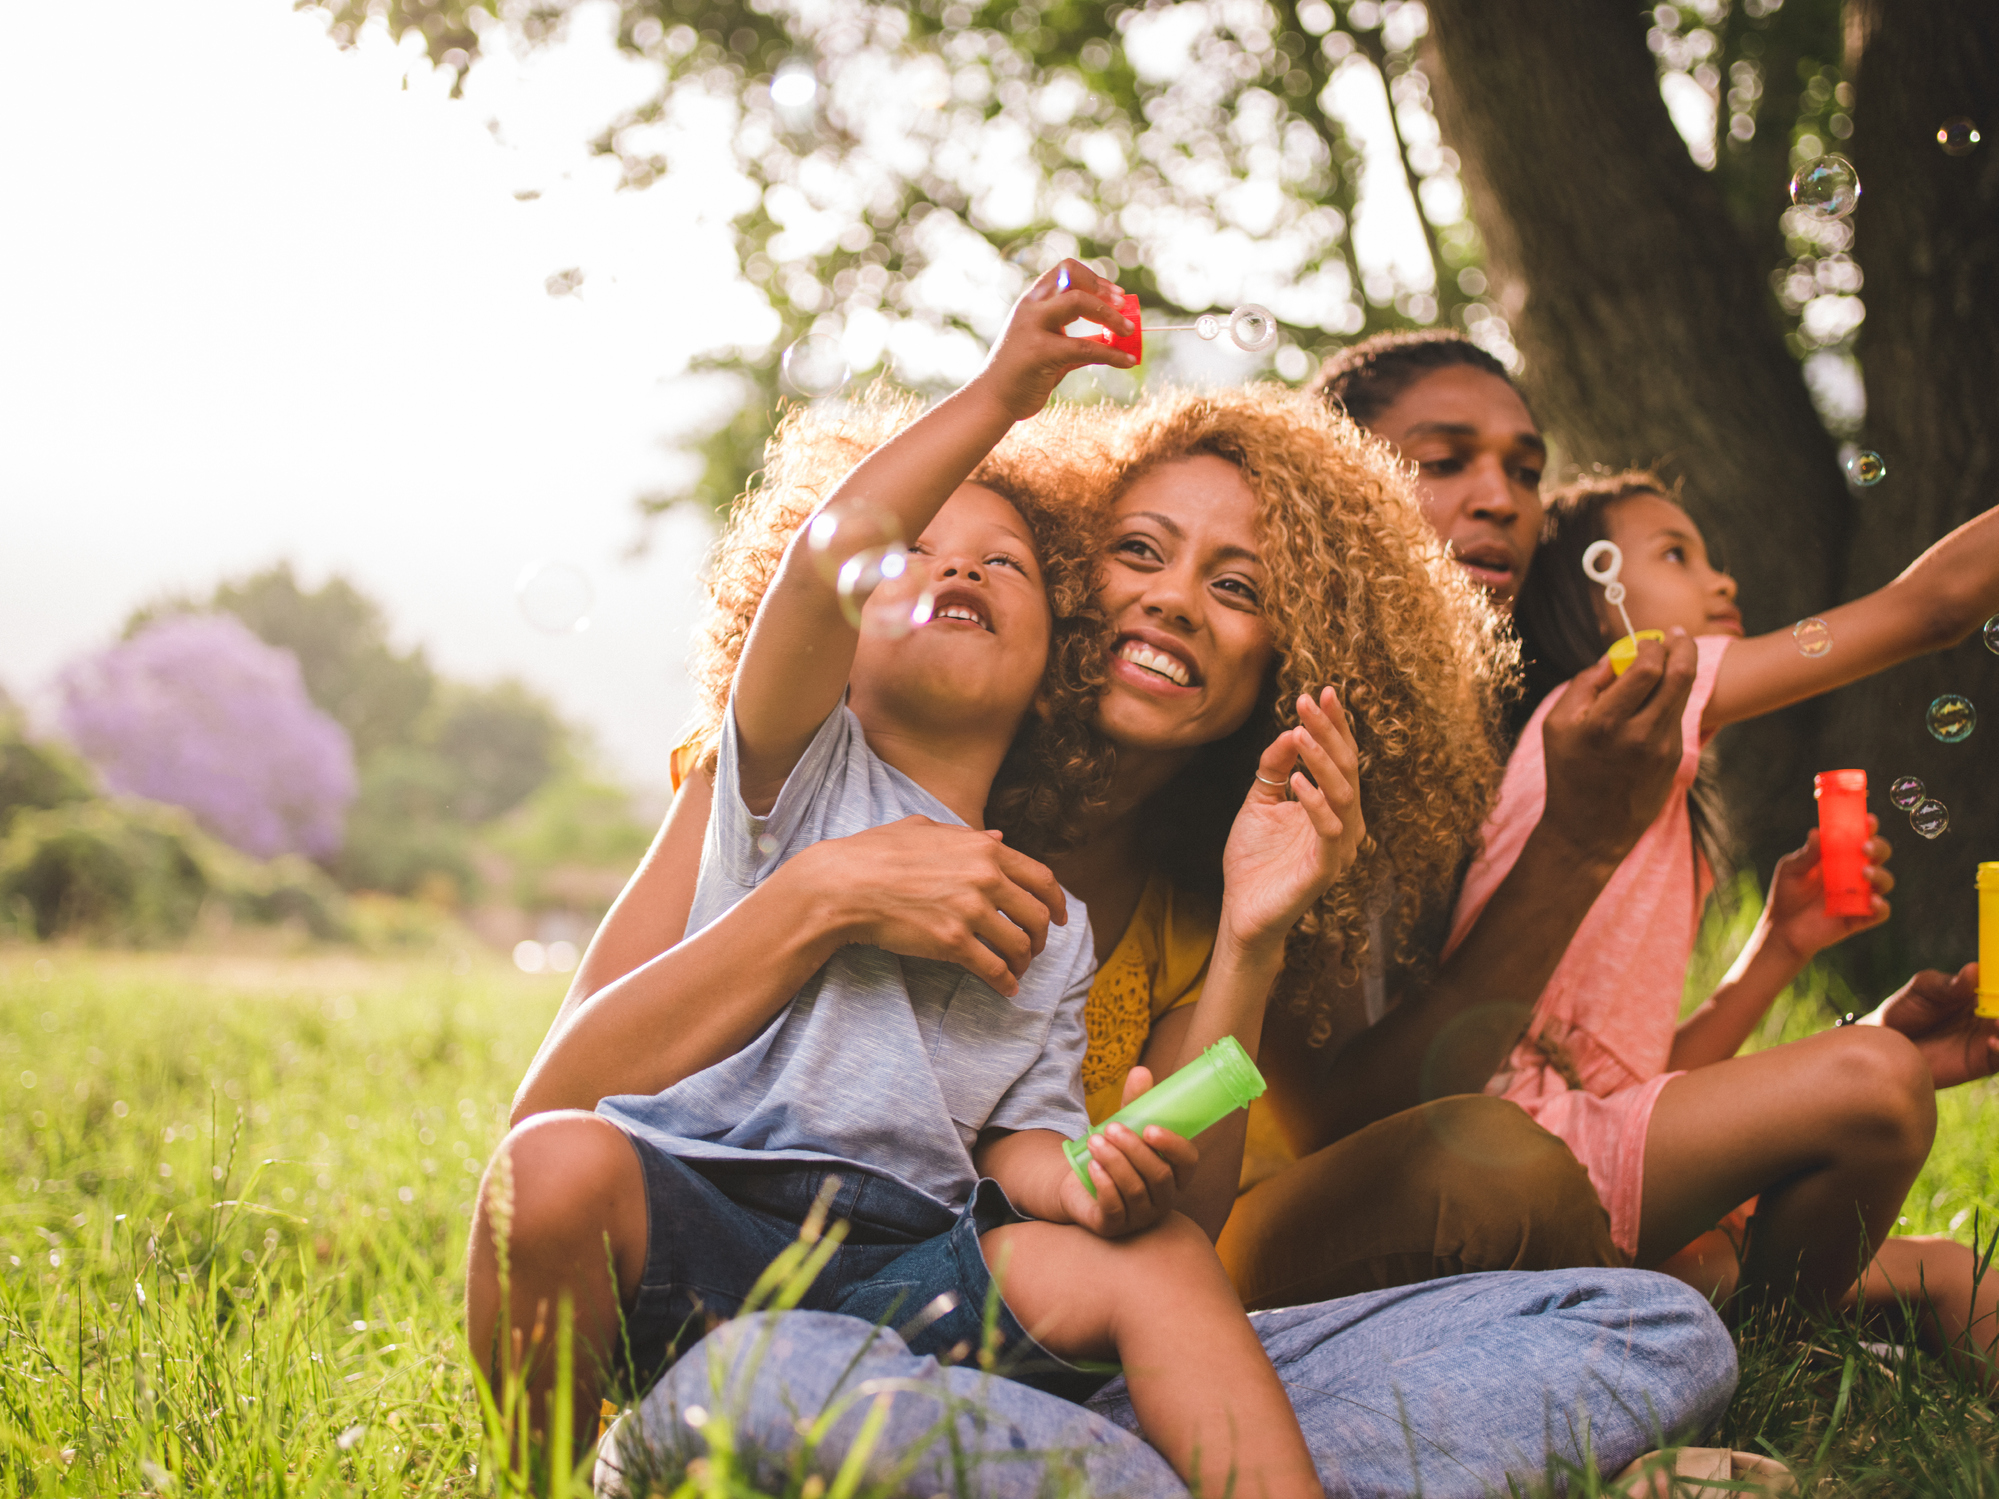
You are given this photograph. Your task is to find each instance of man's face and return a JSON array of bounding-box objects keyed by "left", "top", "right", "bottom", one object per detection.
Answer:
[{"left": 1363, "top": 365, "right": 1546, "bottom": 608}]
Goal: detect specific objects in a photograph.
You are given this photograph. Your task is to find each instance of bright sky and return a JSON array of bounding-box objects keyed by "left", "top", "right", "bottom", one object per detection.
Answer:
[
  {"left": 0, "top": 0, "right": 764, "bottom": 792},
  {"left": 0, "top": 0, "right": 1437, "bottom": 794}
]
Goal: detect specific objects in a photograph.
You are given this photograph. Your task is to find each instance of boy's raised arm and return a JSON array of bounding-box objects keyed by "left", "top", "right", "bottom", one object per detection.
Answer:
[{"left": 731, "top": 262, "right": 1137, "bottom": 807}]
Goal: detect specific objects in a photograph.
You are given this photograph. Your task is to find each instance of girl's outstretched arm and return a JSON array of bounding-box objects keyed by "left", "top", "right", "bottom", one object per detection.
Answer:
[
  {"left": 1705, "top": 502, "right": 1999, "bottom": 731},
  {"left": 1669, "top": 825, "right": 1893, "bottom": 1071}
]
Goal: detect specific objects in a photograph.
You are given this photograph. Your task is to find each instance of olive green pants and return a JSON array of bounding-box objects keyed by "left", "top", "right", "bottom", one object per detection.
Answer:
[{"left": 1217, "top": 1096, "right": 1623, "bottom": 1312}]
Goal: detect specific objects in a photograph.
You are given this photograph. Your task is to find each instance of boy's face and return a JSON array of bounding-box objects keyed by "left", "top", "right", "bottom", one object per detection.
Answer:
[{"left": 848, "top": 484, "right": 1053, "bottom": 741}]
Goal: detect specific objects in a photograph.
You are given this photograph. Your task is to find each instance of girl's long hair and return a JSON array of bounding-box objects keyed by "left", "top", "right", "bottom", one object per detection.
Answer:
[
  {"left": 1512, "top": 471, "right": 1733, "bottom": 881},
  {"left": 683, "top": 389, "right": 1117, "bottom": 859},
  {"left": 1099, "top": 387, "right": 1517, "bottom": 1044}
]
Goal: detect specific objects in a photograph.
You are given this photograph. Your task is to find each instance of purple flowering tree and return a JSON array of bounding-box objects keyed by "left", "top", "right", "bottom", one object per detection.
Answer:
[{"left": 57, "top": 614, "right": 357, "bottom": 860}]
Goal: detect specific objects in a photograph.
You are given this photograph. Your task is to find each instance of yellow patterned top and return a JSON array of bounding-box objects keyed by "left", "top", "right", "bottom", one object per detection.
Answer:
[
  {"left": 1084, "top": 875, "right": 1297, "bottom": 1193},
  {"left": 1080, "top": 875, "right": 1218, "bottom": 1122}
]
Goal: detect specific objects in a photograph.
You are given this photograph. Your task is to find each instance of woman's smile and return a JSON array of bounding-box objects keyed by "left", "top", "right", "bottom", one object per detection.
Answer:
[{"left": 1112, "top": 629, "right": 1201, "bottom": 691}]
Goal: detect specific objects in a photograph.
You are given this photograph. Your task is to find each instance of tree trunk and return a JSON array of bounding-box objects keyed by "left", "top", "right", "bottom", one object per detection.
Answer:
[
  {"left": 1420, "top": 0, "right": 1855, "bottom": 888},
  {"left": 1823, "top": 0, "right": 1999, "bottom": 982}
]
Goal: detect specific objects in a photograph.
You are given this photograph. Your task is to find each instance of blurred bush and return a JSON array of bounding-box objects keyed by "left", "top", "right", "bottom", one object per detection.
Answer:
[
  {"left": 0, "top": 799, "right": 352, "bottom": 946},
  {"left": 486, "top": 769, "right": 656, "bottom": 913},
  {"left": 0, "top": 714, "right": 94, "bottom": 834}
]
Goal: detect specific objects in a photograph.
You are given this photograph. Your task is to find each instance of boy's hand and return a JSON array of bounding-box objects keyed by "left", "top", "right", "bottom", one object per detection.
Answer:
[
  {"left": 1860, "top": 962, "right": 1996, "bottom": 1089},
  {"left": 976, "top": 259, "right": 1139, "bottom": 423},
  {"left": 1216, "top": 687, "right": 1365, "bottom": 960},
  {"left": 1761, "top": 824, "right": 1893, "bottom": 962},
  {"left": 1055, "top": 1067, "right": 1199, "bottom": 1239}
]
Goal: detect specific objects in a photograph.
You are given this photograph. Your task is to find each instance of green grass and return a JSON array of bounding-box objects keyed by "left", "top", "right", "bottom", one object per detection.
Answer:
[{"left": 7, "top": 939, "right": 1999, "bottom": 1495}]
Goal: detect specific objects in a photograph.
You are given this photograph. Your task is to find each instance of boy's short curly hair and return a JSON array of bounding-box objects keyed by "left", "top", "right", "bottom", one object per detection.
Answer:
[
  {"left": 684, "top": 389, "right": 1117, "bottom": 858},
  {"left": 1097, "top": 386, "right": 1518, "bottom": 1042}
]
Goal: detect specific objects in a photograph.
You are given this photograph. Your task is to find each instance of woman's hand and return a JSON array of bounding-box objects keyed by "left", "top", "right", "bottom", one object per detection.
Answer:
[
  {"left": 1860, "top": 962, "right": 1997, "bottom": 1089},
  {"left": 1760, "top": 824, "right": 1893, "bottom": 963},
  {"left": 1216, "top": 687, "right": 1365, "bottom": 959},
  {"left": 973, "top": 259, "right": 1138, "bottom": 423},
  {"left": 793, "top": 814, "right": 1067, "bottom": 996},
  {"left": 1055, "top": 1066, "right": 1201, "bottom": 1239}
]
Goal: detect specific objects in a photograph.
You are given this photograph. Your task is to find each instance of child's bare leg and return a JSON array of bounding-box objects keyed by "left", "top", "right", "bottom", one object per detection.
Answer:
[
  {"left": 1853, "top": 1235, "right": 1999, "bottom": 1377},
  {"left": 465, "top": 1111, "right": 650, "bottom": 1452},
  {"left": 1637, "top": 1027, "right": 1934, "bottom": 1308},
  {"left": 982, "top": 1214, "right": 1324, "bottom": 1499}
]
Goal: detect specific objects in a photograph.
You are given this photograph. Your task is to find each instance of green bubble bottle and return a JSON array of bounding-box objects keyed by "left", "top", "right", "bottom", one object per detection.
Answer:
[{"left": 1065, "top": 1036, "right": 1268, "bottom": 1196}]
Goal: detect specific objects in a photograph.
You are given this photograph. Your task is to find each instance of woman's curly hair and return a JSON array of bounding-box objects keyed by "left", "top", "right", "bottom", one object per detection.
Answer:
[
  {"left": 1097, "top": 386, "right": 1518, "bottom": 1043},
  {"left": 683, "top": 389, "right": 1117, "bottom": 858}
]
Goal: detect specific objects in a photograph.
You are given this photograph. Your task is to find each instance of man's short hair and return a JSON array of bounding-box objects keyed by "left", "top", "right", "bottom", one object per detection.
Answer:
[{"left": 1307, "top": 330, "right": 1521, "bottom": 428}]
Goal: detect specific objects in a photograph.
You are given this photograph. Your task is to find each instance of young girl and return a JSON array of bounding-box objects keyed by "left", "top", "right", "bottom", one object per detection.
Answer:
[
  {"left": 476, "top": 260, "right": 1364, "bottom": 1498},
  {"left": 1451, "top": 470, "right": 1999, "bottom": 1349}
]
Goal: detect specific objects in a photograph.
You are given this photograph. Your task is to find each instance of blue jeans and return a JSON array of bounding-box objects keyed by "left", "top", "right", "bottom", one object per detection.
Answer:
[
  {"left": 610, "top": 1135, "right": 1101, "bottom": 1401},
  {"left": 594, "top": 1270, "right": 1736, "bottom": 1499}
]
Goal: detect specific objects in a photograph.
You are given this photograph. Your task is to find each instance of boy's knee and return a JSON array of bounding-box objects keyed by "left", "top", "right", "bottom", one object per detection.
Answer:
[
  {"left": 483, "top": 1111, "right": 641, "bottom": 1253},
  {"left": 1826, "top": 1028, "right": 1936, "bottom": 1159}
]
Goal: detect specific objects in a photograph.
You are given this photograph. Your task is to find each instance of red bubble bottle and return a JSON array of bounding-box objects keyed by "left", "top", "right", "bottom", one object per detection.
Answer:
[{"left": 1814, "top": 769, "right": 1871, "bottom": 918}]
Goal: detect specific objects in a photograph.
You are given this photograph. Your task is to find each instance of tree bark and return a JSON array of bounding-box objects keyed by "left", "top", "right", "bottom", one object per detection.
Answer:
[
  {"left": 1823, "top": 0, "right": 1999, "bottom": 980},
  {"left": 1421, "top": 0, "right": 1855, "bottom": 884}
]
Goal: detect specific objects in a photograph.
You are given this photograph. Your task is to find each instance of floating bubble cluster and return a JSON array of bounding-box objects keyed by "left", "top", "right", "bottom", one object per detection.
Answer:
[
  {"left": 1938, "top": 117, "right": 1983, "bottom": 156},
  {"left": 781, "top": 336, "right": 850, "bottom": 399},
  {"left": 1792, "top": 617, "right": 1833, "bottom": 657},
  {"left": 1911, "top": 798, "right": 1951, "bottom": 840},
  {"left": 1845, "top": 450, "right": 1886, "bottom": 487},
  {"left": 1984, "top": 613, "right": 1999, "bottom": 654},
  {"left": 516, "top": 561, "right": 593, "bottom": 634},
  {"left": 1928, "top": 694, "right": 1977, "bottom": 744},
  {"left": 1789, "top": 155, "right": 1861, "bottom": 220},
  {"left": 1888, "top": 775, "right": 1925, "bottom": 811}
]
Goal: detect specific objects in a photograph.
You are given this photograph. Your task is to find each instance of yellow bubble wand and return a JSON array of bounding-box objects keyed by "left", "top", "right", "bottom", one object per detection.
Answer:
[{"left": 1581, "top": 540, "right": 1665, "bottom": 676}]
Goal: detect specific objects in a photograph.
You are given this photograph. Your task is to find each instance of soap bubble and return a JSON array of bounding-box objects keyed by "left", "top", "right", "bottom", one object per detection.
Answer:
[
  {"left": 1910, "top": 798, "right": 1951, "bottom": 840},
  {"left": 836, "top": 545, "right": 909, "bottom": 629},
  {"left": 1983, "top": 614, "right": 1999, "bottom": 654},
  {"left": 1229, "top": 304, "right": 1280, "bottom": 353},
  {"left": 781, "top": 336, "right": 850, "bottom": 399},
  {"left": 1845, "top": 450, "right": 1886, "bottom": 487},
  {"left": 1938, "top": 117, "right": 1982, "bottom": 156},
  {"left": 544, "top": 267, "right": 586, "bottom": 298},
  {"left": 1789, "top": 154, "right": 1861, "bottom": 220},
  {"left": 1792, "top": 617, "right": 1833, "bottom": 657},
  {"left": 1195, "top": 314, "right": 1223, "bottom": 340},
  {"left": 1927, "top": 693, "right": 1977, "bottom": 743},
  {"left": 1888, "top": 775, "right": 1925, "bottom": 811},
  {"left": 516, "top": 561, "right": 593, "bottom": 634},
  {"left": 806, "top": 498, "right": 902, "bottom": 583}
]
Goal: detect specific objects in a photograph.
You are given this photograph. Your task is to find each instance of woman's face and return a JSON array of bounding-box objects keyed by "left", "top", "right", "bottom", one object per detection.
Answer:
[
  {"left": 1597, "top": 492, "right": 1742, "bottom": 640},
  {"left": 1363, "top": 364, "right": 1545, "bottom": 606},
  {"left": 1096, "top": 453, "right": 1278, "bottom": 756}
]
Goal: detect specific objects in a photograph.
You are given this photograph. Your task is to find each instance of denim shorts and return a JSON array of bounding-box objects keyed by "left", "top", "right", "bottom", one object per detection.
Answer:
[{"left": 610, "top": 1129, "right": 1104, "bottom": 1404}]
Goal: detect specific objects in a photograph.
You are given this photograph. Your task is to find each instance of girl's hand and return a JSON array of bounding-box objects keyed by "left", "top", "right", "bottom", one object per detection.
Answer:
[
  {"left": 975, "top": 259, "right": 1138, "bottom": 423},
  {"left": 1762, "top": 824, "right": 1893, "bottom": 962},
  {"left": 1861, "top": 962, "right": 1996, "bottom": 1089},
  {"left": 1217, "top": 687, "right": 1365, "bottom": 960},
  {"left": 1055, "top": 1066, "right": 1200, "bottom": 1239}
]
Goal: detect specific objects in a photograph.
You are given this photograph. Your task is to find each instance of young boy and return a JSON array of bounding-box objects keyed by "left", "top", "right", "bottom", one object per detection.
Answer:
[{"left": 489, "top": 262, "right": 1349, "bottom": 1499}]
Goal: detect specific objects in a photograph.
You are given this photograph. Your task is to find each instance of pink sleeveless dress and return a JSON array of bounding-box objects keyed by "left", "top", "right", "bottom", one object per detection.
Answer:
[{"left": 1443, "top": 635, "right": 1733, "bottom": 1257}]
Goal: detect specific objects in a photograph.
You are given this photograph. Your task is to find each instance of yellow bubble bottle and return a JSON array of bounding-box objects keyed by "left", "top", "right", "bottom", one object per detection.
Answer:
[
  {"left": 1608, "top": 630, "right": 1667, "bottom": 676},
  {"left": 1980, "top": 863, "right": 1999, "bottom": 1019}
]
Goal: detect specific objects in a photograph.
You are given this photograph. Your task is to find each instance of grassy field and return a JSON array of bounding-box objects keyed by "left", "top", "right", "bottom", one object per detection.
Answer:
[{"left": 6, "top": 943, "right": 1999, "bottom": 1496}]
